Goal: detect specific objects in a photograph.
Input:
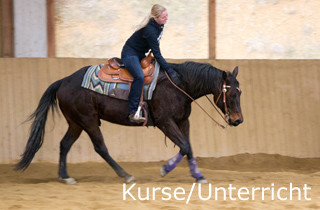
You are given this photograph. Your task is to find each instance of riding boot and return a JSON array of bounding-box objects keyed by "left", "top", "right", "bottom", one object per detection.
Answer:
[{"left": 129, "top": 106, "right": 145, "bottom": 123}]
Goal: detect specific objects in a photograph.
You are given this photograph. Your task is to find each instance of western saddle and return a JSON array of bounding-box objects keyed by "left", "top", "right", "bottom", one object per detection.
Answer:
[
  {"left": 98, "top": 52, "right": 156, "bottom": 126},
  {"left": 98, "top": 52, "right": 155, "bottom": 85}
]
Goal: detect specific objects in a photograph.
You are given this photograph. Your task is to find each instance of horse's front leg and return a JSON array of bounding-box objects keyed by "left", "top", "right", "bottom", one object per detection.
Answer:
[
  {"left": 180, "top": 119, "right": 207, "bottom": 183},
  {"left": 159, "top": 119, "right": 207, "bottom": 183}
]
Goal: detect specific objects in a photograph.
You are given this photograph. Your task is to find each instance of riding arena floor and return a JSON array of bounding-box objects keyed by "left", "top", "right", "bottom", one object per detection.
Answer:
[{"left": 0, "top": 153, "right": 319, "bottom": 210}]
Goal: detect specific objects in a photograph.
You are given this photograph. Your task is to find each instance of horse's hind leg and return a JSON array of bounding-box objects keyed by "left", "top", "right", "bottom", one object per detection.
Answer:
[
  {"left": 58, "top": 122, "right": 83, "bottom": 184},
  {"left": 86, "top": 126, "right": 135, "bottom": 183}
]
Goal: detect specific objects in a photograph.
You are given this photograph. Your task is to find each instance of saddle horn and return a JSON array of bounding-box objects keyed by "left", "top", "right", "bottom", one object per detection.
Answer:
[{"left": 141, "top": 51, "right": 153, "bottom": 68}]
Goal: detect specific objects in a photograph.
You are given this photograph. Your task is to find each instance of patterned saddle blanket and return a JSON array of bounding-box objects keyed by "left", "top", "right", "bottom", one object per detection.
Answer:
[{"left": 81, "top": 62, "right": 160, "bottom": 101}]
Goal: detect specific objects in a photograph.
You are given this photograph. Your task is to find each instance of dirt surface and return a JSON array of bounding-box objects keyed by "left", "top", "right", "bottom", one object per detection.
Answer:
[{"left": 1, "top": 153, "right": 319, "bottom": 209}]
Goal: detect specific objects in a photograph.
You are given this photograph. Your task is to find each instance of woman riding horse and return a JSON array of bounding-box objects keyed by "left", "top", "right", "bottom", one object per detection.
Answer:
[{"left": 121, "top": 4, "right": 180, "bottom": 123}]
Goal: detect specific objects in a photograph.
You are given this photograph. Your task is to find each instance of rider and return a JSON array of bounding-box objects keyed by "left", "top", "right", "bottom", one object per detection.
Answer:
[{"left": 121, "top": 4, "right": 180, "bottom": 123}]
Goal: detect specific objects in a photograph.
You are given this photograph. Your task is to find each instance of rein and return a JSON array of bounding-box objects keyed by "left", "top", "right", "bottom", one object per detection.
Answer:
[{"left": 164, "top": 71, "right": 229, "bottom": 129}]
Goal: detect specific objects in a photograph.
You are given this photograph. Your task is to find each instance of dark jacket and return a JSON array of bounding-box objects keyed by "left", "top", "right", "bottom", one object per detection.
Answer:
[{"left": 121, "top": 19, "right": 171, "bottom": 71}]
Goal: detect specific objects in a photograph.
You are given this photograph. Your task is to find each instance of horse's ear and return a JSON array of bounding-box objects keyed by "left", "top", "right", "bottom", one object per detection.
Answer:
[
  {"left": 232, "top": 66, "right": 239, "bottom": 77},
  {"left": 222, "top": 71, "right": 228, "bottom": 81}
]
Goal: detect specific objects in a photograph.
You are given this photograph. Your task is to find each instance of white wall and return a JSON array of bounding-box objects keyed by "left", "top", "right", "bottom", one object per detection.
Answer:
[
  {"left": 54, "top": 0, "right": 320, "bottom": 59},
  {"left": 13, "top": 0, "right": 47, "bottom": 57},
  {"left": 54, "top": 0, "right": 209, "bottom": 59},
  {"left": 216, "top": 0, "right": 320, "bottom": 59}
]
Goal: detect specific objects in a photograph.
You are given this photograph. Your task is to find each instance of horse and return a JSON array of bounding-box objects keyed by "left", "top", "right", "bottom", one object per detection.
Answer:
[{"left": 15, "top": 61, "right": 243, "bottom": 184}]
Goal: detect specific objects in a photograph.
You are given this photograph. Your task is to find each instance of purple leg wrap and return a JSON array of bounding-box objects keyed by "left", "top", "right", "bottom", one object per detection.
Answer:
[
  {"left": 188, "top": 158, "right": 203, "bottom": 178},
  {"left": 165, "top": 152, "right": 184, "bottom": 172}
]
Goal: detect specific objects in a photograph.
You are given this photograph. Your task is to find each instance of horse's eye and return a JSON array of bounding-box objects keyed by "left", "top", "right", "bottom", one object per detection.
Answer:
[{"left": 230, "top": 93, "right": 237, "bottom": 98}]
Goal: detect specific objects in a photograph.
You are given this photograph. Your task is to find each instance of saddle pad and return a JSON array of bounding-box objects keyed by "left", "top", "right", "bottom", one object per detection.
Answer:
[{"left": 81, "top": 62, "right": 160, "bottom": 101}]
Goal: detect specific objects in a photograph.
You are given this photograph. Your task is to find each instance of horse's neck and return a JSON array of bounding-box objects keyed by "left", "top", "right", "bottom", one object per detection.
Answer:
[{"left": 184, "top": 69, "right": 223, "bottom": 100}]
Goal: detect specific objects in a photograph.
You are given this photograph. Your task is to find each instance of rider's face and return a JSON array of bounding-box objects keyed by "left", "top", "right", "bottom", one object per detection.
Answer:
[{"left": 154, "top": 11, "right": 168, "bottom": 25}]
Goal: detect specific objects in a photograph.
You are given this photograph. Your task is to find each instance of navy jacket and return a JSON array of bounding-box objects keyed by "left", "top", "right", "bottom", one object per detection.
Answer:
[{"left": 121, "top": 19, "right": 171, "bottom": 71}]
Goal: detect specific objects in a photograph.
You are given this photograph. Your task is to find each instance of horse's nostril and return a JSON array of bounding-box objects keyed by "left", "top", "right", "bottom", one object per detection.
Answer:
[{"left": 233, "top": 119, "right": 242, "bottom": 126}]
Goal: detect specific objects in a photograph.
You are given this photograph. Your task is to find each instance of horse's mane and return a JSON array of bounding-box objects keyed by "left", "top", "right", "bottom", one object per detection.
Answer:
[{"left": 170, "top": 61, "right": 223, "bottom": 94}]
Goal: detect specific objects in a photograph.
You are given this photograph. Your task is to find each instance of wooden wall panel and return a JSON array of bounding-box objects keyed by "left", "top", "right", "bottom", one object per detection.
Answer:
[
  {"left": 0, "top": 0, "right": 14, "bottom": 57},
  {"left": 0, "top": 58, "right": 319, "bottom": 163}
]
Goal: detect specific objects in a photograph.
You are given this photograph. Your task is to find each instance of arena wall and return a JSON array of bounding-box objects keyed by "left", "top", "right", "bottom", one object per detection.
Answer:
[{"left": 0, "top": 58, "right": 319, "bottom": 163}]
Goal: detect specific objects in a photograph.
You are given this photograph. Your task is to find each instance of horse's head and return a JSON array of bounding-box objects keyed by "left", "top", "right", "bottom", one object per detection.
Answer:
[{"left": 214, "top": 66, "right": 243, "bottom": 127}]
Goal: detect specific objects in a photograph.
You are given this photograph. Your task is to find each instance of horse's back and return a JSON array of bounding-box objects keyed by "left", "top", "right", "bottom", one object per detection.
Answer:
[{"left": 56, "top": 66, "right": 132, "bottom": 125}]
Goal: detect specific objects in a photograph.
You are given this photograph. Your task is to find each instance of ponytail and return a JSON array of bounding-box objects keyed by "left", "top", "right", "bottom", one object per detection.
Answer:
[{"left": 135, "top": 14, "right": 152, "bottom": 31}]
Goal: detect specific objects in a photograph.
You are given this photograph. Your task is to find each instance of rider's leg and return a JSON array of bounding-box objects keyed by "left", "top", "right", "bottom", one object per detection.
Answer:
[{"left": 122, "top": 56, "right": 145, "bottom": 121}]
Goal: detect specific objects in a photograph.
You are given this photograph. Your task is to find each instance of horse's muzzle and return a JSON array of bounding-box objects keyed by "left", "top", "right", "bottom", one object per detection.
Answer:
[
  {"left": 231, "top": 119, "right": 243, "bottom": 126},
  {"left": 229, "top": 113, "right": 243, "bottom": 127}
]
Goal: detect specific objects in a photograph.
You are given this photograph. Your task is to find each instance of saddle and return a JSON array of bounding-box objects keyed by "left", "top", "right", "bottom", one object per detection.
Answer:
[{"left": 98, "top": 52, "right": 155, "bottom": 85}]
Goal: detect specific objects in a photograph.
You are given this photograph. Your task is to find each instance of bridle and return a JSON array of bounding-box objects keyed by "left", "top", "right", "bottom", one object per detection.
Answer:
[
  {"left": 165, "top": 71, "right": 240, "bottom": 129},
  {"left": 208, "top": 81, "right": 231, "bottom": 124},
  {"left": 205, "top": 81, "right": 241, "bottom": 125}
]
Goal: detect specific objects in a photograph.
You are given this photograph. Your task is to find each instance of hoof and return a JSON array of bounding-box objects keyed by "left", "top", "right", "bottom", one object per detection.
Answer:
[
  {"left": 196, "top": 177, "right": 207, "bottom": 184},
  {"left": 59, "top": 177, "right": 77, "bottom": 185},
  {"left": 125, "top": 175, "right": 136, "bottom": 183},
  {"left": 160, "top": 165, "right": 168, "bottom": 177}
]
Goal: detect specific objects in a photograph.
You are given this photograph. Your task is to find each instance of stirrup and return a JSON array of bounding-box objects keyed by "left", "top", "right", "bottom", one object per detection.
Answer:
[{"left": 129, "top": 106, "right": 145, "bottom": 123}]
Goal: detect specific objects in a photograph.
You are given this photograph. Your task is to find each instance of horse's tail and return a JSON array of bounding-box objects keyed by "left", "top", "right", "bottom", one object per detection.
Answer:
[{"left": 15, "top": 79, "right": 63, "bottom": 171}]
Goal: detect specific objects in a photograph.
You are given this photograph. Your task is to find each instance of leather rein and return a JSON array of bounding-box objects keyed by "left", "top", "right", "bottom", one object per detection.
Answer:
[{"left": 164, "top": 71, "right": 230, "bottom": 129}]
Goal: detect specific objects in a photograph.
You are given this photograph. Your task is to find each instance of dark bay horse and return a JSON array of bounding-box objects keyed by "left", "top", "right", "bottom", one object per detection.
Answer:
[{"left": 15, "top": 61, "right": 243, "bottom": 184}]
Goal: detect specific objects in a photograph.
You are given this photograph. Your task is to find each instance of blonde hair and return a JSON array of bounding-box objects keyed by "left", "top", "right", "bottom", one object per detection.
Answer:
[{"left": 136, "top": 4, "right": 167, "bottom": 31}]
